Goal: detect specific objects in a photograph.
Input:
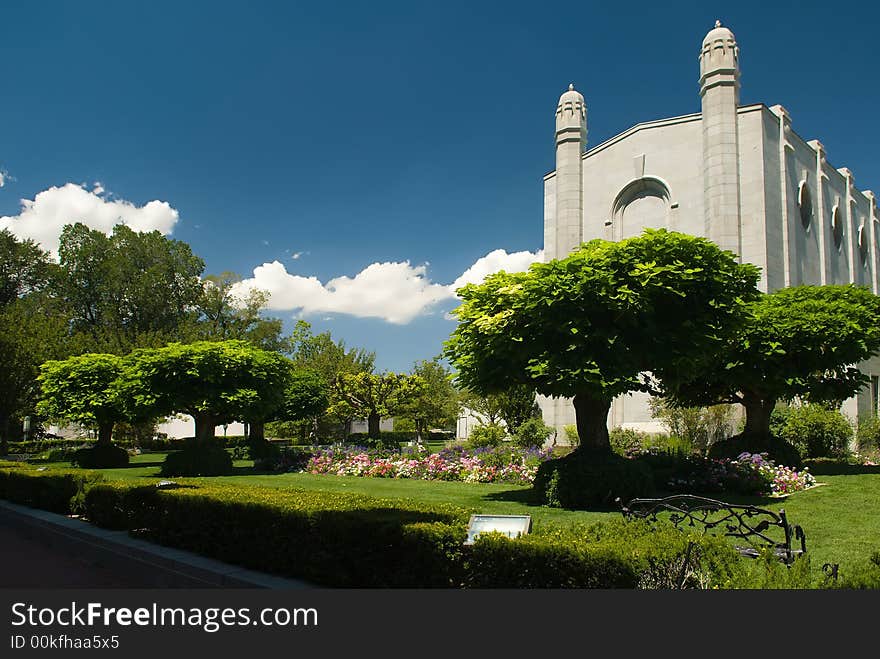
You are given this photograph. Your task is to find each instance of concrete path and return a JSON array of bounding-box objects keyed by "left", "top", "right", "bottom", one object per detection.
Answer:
[{"left": 0, "top": 500, "right": 312, "bottom": 589}]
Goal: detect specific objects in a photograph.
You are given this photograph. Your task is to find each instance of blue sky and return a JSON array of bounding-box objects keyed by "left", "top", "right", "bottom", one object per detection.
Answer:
[{"left": 2, "top": 1, "right": 879, "bottom": 371}]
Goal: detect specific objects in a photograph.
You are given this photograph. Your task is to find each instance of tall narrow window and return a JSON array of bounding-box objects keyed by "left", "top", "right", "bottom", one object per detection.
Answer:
[{"left": 872, "top": 376, "right": 879, "bottom": 418}]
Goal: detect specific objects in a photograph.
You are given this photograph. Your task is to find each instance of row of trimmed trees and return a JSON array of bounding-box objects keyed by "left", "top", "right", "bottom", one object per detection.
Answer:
[
  {"left": 37, "top": 341, "right": 328, "bottom": 451},
  {"left": 36, "top": 339, "right": 462, "bottom": 452},
  {"left": 445, "top": 229, "right": 880, "bottom": 458}
]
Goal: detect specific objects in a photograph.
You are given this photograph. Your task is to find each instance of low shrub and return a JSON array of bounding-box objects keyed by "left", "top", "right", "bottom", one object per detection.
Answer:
[
  {"left": 345, "top": 432, "right": 407, "bottom": 450},
  {"left": 778, "top": 404, "right": 853, "bottom": 459},
  {"left": 641, "top": 451, "right": 815, "bottom": 497},
  {"left": 609, "top": 427, "right": 650, "bottom": 458},
  {"left": 856, "top": 416, "right": 880, "bottom": 453},
  {"left": 649, "top": 400, "right": 735, "bottom": 455},
  {"left": 532, "top": 451, "right": 654, "bottom": 509},
  {"left": 160, "top": 441, "right": 233, "bottom": 476},
  {"left": 71, "top": 443, "right": 130, "bottom": 469},
  {"left": 466, "top": 423, "right": 506, "bottom": 448},
  {"left": 0, "top": 465, "right": 103, "bottom": 514},
  {"left": 709, "top": 433, "right": 803, "bottom": 468},
  {"left": 510, "top": 417, "right": 554, "bottom": 449},
  {"left": 562, "top": 424, "right": 580, "bottom": 447},
  {"left": 84, "top": 480, "right": 469, "bottom": 587},
  {"left": 465, "top": 519, "right": 740, "bottom": 588}
]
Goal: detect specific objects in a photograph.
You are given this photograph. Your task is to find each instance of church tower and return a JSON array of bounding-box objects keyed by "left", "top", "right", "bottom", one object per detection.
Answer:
[
  {"left": 549, "top": 84, "right": 587, "bottom": 260},
  {"left": 699, "top": 21, "right": 742, "bottom": 257}
]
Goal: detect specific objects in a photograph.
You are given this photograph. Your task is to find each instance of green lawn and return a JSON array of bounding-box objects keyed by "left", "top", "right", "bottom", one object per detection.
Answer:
[{"left": 42, "top": 452, "right": 880, "bottom": 581}]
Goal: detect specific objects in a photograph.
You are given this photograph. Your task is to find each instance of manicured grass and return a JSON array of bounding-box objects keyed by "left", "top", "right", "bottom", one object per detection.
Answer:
[{"left": 39, "top": 452, "right": 880, "bottom": 582}]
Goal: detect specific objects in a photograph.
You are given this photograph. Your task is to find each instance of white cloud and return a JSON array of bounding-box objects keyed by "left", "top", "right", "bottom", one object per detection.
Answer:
[
  {"left": 234, "top": 248, "right": 542, "bottom": 325},
  {"left": 232, "top": 260, "right": 452, "bottom": 324},
  {"left": 0, "top": 171, "right": 8, "bottom": 188},
  {"left": 0, "top": 183, "right": 179, "bottom": 254},
  {"left": 449, "top": 248, "right": 543, "bottom": 292},
  {"left": 291, "top": 251, "right": 307, "bottom": 260}
]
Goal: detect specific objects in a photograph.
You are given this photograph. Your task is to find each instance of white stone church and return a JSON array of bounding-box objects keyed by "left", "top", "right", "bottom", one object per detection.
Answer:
[{"left": 539, "top": 21, "right": 880, "bottom": 436}]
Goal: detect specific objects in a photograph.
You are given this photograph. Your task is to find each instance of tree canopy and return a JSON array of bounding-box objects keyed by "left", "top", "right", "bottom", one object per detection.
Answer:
[
  {"left": 664, "top": 284, "right": 880, "bottom": 440},
  {"left": 444, "top": 229, "right": 761, "bottom": 453},
  {"left": 53, "top": 223, "right": 205, "bottom": 353},
  {"left": 37, "top": 353, "right": 126, "bottom": 445},
  {"left": 120, "top": 340, "right": 292, "bottom": 441},
  {"left": 332, "top": 371, "right": 426, "bottom": 439},
  {"left": 403, "top": 359, "right": 460, "bottom": 439}
]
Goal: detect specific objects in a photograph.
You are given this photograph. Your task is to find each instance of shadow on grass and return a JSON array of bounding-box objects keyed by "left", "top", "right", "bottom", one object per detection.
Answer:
[
  {"left": 482, "top": 485, "right": 783, "bottom": 512},
  {"left": 481, "top": 487, "right": 623, "bottom": 512},
  {"left": 802, "top": 461, "right": 880, "bottom": 476}
]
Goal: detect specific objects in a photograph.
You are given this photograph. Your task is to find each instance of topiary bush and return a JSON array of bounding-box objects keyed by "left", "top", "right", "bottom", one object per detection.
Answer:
[
  {"left": 160, "top": 441, "right": 234, "bottom": 476},
  {"left": 778, "top": 404, "right": 853, "bottom": 459},
  {"left": 510, "top": 417, "right": 554, "bottom": 449},
  {"left": 71, "top": 443, "right": 130, "bottom": 469},
  {"left": 466, "top": 423, "right": 506, "bottom": 448},
  {"left": 532, "top": 450, "right": 654, "bottom": 509}
]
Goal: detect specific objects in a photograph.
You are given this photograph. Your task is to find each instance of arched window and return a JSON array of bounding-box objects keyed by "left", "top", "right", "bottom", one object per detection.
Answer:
[
  {"left": 610, "top": 177, "right": 672, "bottom": 241},
  {"left": 831, "top": 205, "right": 843, "bottom": 250},
  {"left": 858, "top": 222, "right": 869, "bottom": 264},
  {"left": 798, "top": 181, "right": 813, "bottom": 229}
]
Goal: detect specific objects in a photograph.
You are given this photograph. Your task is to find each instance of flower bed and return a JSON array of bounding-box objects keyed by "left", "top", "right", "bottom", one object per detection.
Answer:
[
  {"left": 305, "top": 444, "right": 553, "bottom": 485},
  {"left": 660, "top": 451, "right": 816, "bottom": 497}
]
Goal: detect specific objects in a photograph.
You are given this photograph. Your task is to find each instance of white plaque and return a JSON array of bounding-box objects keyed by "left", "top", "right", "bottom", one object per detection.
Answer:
[{"left": 464, "top": 514, "right": 531, "bottom": 545}]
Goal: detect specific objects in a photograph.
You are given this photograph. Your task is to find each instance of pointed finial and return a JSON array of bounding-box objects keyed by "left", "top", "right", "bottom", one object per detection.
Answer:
[
  {"left": 715, "top": 19, "right": 721, "bottom": 28},
  {"left": 568, "top": 83, "right": 574, "bottom": 91}
]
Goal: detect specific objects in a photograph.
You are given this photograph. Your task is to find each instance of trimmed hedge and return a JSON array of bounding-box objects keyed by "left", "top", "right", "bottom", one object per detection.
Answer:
[
  {"left": 0, "top": 464, "right": 814, "bottom": 589},
  {"left": 72, "top": 443, "right": 130, "bottom": 469},
  {"left": 0, "top": 464, "right": 103, "bottom": 514},
  {"left": 160, "top": 442, "right": 233, "bottom": 476},
  {"left": 466, "top": 519, "right": 740, "bottom": 588},
  {"left": 82, "top": 480, "right": 469, "bottom": 587},
  {"left": 532, "top": 451, "right": 654, "bottom": 509}
]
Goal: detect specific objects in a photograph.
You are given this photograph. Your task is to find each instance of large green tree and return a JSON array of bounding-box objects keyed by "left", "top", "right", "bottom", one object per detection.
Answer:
[
  {"left": 0, "top": 231, "right": 67, "bottom": 453},
  {"left": 0, "top": 229, "right": 55, "bottom": 307},
  {"left": 403, "top": 359, "right": 460, "bottom": 441},
  {"left": 332, "top": 372, "right": 426, "bottom": 439},
  {"left": 37, "top": 353, "right": 126, "bottom": 446},
  {"left": 289, "top": 321, "right": 375, "bottom": 437},
  {"left": 0, "top": 296, "right": 69, "bottom": 453},
  {"left": 459, "top": 385, "right": 540, "bottom": 432},
  {"left": 196, "top": 271, "right": 288, "bottom": 352},
  {"left": 444, "top": 229, "right": 760, "bottom": 455},
  {"left": 664, "top": 284, "right": 880, "bottom": 443},
  {"left": 249, "top": 368, "right": 329, "bottom": 443},
  {"left": 54, "top": 223, "right": 205, "bottom": 353},
  {"left": 121, "top": 340, "right": 292, "bottom": 441}
]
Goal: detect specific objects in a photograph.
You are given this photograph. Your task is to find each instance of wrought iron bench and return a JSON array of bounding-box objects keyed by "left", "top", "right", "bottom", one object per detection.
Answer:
[{"left": 616, "top": 494, "right": 807, "bottom": 565}]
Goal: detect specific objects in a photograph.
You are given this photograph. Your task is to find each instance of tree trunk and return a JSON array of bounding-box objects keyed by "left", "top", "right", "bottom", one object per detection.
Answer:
[
  {"left": 249, "top": 420, "right": 265, "bottom": 443},
  {"left": 415, "top": 419, "right": 425, "bottom": 444},
  {"left": 742, "top": 395, "right": 776, "bottom": 439},
  {"left": 0, "top": 415, "right": 9, "bottom": 456},
  {"left": 572, "top": 393, "right": 612, "bottom": 454},
  {"left": 193, "top": 414, "right": 216, "bottom": 443},
  {"left": 0, "top": 415, "right": 9, "bottom": 455},
  {"left": 367, "top": 412, "right": 381, "bottom": 439},
  {"left": 97, "top": 422, "right": 114, "bottom": 446}
]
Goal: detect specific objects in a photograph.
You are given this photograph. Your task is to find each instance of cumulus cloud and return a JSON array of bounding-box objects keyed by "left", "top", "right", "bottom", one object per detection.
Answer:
[
  {"left": 0, "top": 170, "right": 8, "bottom": 188},
  {"left": 449, "top": 248, "right": 543, "bottom": 293},
  {"left": 232, "top": 260, "right": 452, "bottom": 324},
  {"left": 233, "top": 248, "right": 543, "bottom": 325},
  {"left": 0, "top": 183, "right": 179, "bottom": 254}
]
